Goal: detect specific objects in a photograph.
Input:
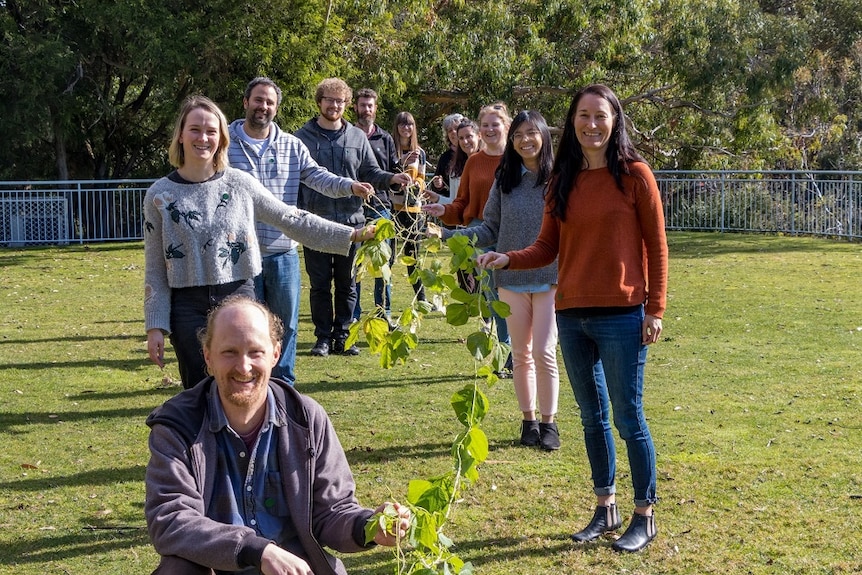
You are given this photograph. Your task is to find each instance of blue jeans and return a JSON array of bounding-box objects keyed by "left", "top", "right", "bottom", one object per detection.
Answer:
[
  {"left": 556, "top": 306, "right": 657, "bottom": 507},
  {"left": 254, "top": 250, "right": 299, "bottom": 385}
]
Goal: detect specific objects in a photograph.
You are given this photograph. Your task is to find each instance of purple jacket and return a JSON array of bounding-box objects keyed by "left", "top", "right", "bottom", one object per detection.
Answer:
[{"left": 145, "top": 378, "right": 375, "bottom": 574}]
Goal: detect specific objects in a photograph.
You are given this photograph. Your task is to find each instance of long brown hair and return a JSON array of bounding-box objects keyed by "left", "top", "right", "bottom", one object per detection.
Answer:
[
  {"left": 548, "top": 84, "right": 645, "bottom": 221},
  {"left": 393, "top": 111, "right": 419, "bottom": 155}
]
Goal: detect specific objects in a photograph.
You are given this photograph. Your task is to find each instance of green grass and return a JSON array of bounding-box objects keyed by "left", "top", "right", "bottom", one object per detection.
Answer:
[{"left": 0, "top": 232, "right": 860, "bottom": 574}]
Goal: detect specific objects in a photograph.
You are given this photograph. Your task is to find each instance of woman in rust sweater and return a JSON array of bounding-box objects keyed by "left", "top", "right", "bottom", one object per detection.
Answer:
[
  {"left": 478, "top": 85, "right": 668, "bottom": 553},
  {"left": 424, "top": 103, "right": 514, "bottom": 374}
]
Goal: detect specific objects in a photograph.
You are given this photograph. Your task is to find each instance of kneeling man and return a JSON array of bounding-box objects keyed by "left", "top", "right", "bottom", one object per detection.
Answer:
[{"left": 145, "top": 295, "right": 408, "bottom": 574}]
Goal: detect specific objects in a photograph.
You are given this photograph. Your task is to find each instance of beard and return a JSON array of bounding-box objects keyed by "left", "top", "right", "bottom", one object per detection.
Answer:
[
  {"left": 217, "top": 376, "right": 268, "bottom": 410},
  {"left": 246, "top": 110, "right": 272, "bottom": 132},
  {"left": 355, "top": 113, "right": 374, "bottom": 128}
]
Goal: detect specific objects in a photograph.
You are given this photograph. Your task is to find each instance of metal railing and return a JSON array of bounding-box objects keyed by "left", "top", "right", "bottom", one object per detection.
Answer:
[
  {"left": 1, "top": 171, "right": 861, "bottom": 245},
  {"left": 657, "top": 170, "right": 862, "bottom": 239},
  {"left": 0, "top": 179, "right": 150, "bottom": 245}
]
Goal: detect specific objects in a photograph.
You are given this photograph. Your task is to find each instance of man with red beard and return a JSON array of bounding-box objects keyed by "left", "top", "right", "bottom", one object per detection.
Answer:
[
  {"left": 294, "top": 78, "right": 410, "bottom": 357},
  {"left": 145, "top": 295, "right": 409, "bottom": 574},
  {"left": 228, "top": 77, "right": 376, "bottom": 384}
]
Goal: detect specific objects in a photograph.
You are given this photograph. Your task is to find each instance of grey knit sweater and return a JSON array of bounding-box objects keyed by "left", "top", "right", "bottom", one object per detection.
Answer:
[
  {"left": 143, "top": 168, "right": 354, "bottom": 333},
  {"left": 443, "top": 170, "right": 558, "bottom": 288}
]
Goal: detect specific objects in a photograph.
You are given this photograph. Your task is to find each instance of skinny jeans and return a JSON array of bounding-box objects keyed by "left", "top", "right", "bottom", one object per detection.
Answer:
[
  {"left": 254, "top": 249, "right": 299, "bottom": 385},
  {"left": 556, "top": 305, "right": 657, "bottom": 507}
]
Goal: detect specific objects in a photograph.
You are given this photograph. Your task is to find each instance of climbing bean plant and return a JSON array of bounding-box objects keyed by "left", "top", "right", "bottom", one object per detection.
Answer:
[{"left": 349, "top": 215, "right": 511, "bottom": 575}]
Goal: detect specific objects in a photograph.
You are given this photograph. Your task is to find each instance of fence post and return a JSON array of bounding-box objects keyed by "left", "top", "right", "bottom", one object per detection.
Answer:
[{"left": 720, "top": 171, "right": 726, "bottom": 232}]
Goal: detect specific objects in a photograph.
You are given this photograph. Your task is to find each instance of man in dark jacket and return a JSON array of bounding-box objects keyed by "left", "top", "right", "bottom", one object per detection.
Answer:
[
  {"left": 145, "top": 295, "right": 409, "bottom": 574},
  {"left": 294, "top": 78, "right": 410, "bottom": 357},
  {"left": 352, "top": 87, "right": 399, "bottom": 324}
]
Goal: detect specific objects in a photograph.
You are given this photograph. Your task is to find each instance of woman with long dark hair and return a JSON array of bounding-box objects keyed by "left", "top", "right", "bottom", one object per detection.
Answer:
[
  {"left": 438, "top": 110, "right": 560, "bottom": 448},
  {"left": 478, "top": 85, "right": 668, "bottom": 552}
]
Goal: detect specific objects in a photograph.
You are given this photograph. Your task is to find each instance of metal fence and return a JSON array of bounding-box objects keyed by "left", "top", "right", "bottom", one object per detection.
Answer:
[
  {"left": 657, "top": 170, "right": 862, "bottom": 239},
  {"left": 2, "top": 171, "right": 861, "bottom": 245},
  {"left": 0, "top": 179, "right": 150, "bottom": 246}
]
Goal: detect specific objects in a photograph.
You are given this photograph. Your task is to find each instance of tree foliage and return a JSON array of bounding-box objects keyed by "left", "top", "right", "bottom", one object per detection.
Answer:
[{"left": 1, "top": 0, "right": 861, "bottom": 180}]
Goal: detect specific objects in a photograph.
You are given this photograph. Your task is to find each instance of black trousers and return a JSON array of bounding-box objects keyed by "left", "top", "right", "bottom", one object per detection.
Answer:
[
  {"left": 169, "top": 279, "right": 255, "bottom": 389},
  {"left": 302, "top": 244, "right": 358, "bottom": 341}
]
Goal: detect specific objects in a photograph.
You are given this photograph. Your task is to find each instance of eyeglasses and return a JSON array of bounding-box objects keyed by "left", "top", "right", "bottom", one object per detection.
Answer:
[{"left": 321, "top": 97, "right": 347, "bottom": 106}]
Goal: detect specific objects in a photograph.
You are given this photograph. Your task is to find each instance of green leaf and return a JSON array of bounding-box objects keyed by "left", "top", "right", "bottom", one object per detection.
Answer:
[
  {"left": 445, "top": 303, "right": 470, "bottom": 326},
  {"left": 465, "top": 330, "right": 493, "bottom": 361},
  {"left": 407, "top": 477, "right": 452, "bottom": 515},
  {"left": 490, "top": 299, "right": 511, "bottom": 319},
  {"left": 451, "top": 385, "right": 488, "bottom": 427},
  {"left": 373, "top": 217, "right": 396, "bottom": 240}
]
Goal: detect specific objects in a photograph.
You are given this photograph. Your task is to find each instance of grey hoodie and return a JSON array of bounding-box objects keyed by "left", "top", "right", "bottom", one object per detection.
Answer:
[{"left": 294, "top": 118, "right": 394, "bottom": 226}]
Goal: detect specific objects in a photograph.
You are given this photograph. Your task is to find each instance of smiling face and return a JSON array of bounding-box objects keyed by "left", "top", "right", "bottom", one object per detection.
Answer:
[
  {"left": 511, "top": 121, "right": 543, "bottom": 169},
  {"left": 204, "top": 303, "right": 279, "bottom": 413},
  {"left": 573, "top": 92, "right": 615, "bottom": 161},
  {"left": 397, "top": 118, "right": 415, "bottom": 144},
  {"left": 179, "top": 107, "right": 222, "bottom": 169},
  {"left": 243, "top": 84, "right": 279, "bottom": 134},
  {"left": 479, "top": 112, "right": 508, "bottom": 152},
  {"left": 458, "top": 125, "right": 481, "bottom": 155},
  {"left": 318, "top": 91, "right": 348, "bottom": 123}
]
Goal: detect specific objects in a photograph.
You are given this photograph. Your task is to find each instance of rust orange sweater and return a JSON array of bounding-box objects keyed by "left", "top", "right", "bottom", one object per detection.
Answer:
[
  {"left": 506, "top": 162, "right": 668, "bottom": 318},
  {"left": 440, "top": 150, "right": 502, "bottom": 226}
]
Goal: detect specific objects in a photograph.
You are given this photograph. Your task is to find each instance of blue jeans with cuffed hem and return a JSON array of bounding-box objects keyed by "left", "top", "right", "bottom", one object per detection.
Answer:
[
  {"left": 254, "top": 249, "right": 299, "bottom": 385},
  {"left": 556, "top": 306, "right": 657, "bottom": 507}
]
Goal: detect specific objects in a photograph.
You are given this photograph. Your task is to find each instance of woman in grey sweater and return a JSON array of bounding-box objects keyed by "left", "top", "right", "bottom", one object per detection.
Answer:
[
  {"left": 144, "top": 96, "right": 371, "bottom": 389},
  {"left": 440, "top": 110, "right": 561, "bottom": 450}
]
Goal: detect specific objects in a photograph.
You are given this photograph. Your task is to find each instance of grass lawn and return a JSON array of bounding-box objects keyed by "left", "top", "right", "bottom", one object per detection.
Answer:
[{"left": 0, "top": 232, "right": 860, "bottom": 574}]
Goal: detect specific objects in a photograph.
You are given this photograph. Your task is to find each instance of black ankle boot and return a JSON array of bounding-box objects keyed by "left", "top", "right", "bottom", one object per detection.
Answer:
[
  {"left": 612, "top": 512, "right": 657, "bottom": 552},
  {"left": 539, "top": 422, "right": 560, "bottom": 451},
  {"left": 570, "top": 503, "right": 622, "bottom": 542},
  {"left": 520, "top": 420, "right": 540, "bottom": 447}
]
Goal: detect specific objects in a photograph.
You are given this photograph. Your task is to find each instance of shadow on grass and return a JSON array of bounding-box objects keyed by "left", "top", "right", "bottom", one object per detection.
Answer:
[
  {"left": 0, "top": 242, "right": 141, "bottom": 269},
  {"left": 667, "top": 231, "right": 853, "bottom": 258},
  {"left": 0, "top": 357, "right": 152, "bottom": 371},
  {"left": 0, "top": 525, "right": 150, "bottom": 566},
  {"left": 66, "top": 387, "right": 179, "bottom": 401},
  {"left": 0, "top": 333, "right": 143, "bottom": 346},
  {"left": 0, "top": 464, "right": 146, "bottom": 492},
  {"left": 0, "top": 406, "right": 157, "bottom": 434},
  {"left": 299, "top": 373, "right": 470, "bottom": 393},
  {"left": 345, "top": 440, "right": 457, "bottom": 465},
  {"left": 342, "top": 534, "right": 574, "bottom": 573}
]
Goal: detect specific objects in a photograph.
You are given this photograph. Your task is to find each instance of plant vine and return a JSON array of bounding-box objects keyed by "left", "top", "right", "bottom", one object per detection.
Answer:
[{"left": 350, "top": 199, "right": 510, "bottom": 575}]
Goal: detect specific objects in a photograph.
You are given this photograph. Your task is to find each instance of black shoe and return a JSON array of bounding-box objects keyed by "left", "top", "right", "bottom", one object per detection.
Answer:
[
  {"left": 310, "top": 338, "right": 330, "bottom": 357},
  {"left": 571, "top": 504, "right": 622, "bottom": 542},
  {"left": 332, "top": 339, "right": 360, "bottom": 356},
  {"left": 612, "top": 512, "right": 657, "bottom": 553},
  {"left": 539, "top": 422, "right": 561, "bottom": 451},
  {"left": 520, "top": 420, "right": 540, "bottom": 447}
]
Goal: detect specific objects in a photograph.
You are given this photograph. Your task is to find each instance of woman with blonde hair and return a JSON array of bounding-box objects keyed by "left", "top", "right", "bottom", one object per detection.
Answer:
[
  {"left": 424, "top": 102, "right": 513, "bottom": 375},
  {"left": 144, "top": 95, "right": 372, "bottom": 388},
  {"left": 390, "top": 111, "right": 429, "bottom": 303}
]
